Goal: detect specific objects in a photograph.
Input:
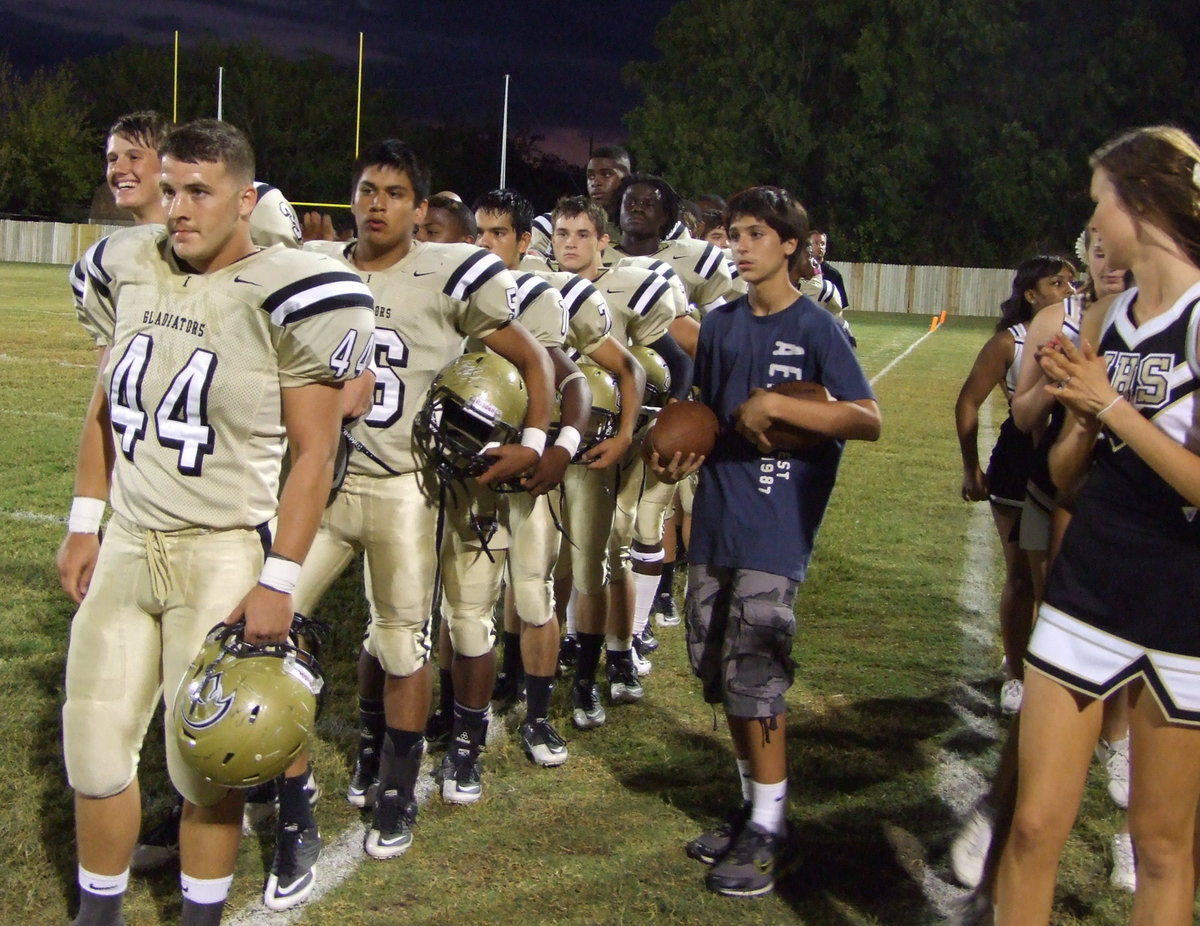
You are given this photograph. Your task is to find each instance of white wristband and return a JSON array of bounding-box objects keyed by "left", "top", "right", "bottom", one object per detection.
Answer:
[
  {"left": 68, "top": 496, "right": 106, "bottom": 534},
  {"left": 258, "top": 554, "right": 301, "bottom": 594},
  {"left": 1095, "top": 396, "right": 1124, "bottom": 420},
  {"left": 553, "top": 425, "right": 582, "bottom": 460},
  {"left": 520, "top": 427, "right": 547, "bottom": 456}
]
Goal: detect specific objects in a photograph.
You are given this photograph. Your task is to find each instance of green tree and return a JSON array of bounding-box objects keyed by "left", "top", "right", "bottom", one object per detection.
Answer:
[
  {"left": 625, "top": 0, "right": 1200, "bottom": 266},
  {"left": 0, "top": 56, "right": 97, "bottom": 217}
]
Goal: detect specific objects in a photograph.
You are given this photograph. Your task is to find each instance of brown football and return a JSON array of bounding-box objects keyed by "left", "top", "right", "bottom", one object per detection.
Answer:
[
  {"left": 645, "top": 400, "right": 720, "bottom": 461},
  {"left": 762, "top": 380, "right": 831, "bottom": 451}
]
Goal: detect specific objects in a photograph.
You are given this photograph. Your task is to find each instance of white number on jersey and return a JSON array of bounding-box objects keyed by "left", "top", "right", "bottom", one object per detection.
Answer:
[
  {"left": 365, "top": 327, "right": 410, "bottom": 428},
  {"left": 109, "top": 334, "right": 219, "bottom": 474},
  {"left": 329, "top": 329, "right": 374, "bottom": 378},
  {"left": 109, "top": 333, "right": 153, "bottom": 459},
  {"left": 156, "top": 349, "right": 218, "bottom": 475}
]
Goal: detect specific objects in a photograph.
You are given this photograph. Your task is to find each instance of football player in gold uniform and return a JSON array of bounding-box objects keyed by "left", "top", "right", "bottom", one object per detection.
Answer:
[
  {"left": 291, "top": 141, "right": 552, "bottom": 863},
  {"left": 57, "top": 120, "right": 374, "bottom": 926}
]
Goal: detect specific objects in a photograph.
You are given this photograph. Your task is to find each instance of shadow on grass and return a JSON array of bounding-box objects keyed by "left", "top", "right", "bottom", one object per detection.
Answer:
[{"left": 610, "top": 691, "right": 965, "bottom": 924}]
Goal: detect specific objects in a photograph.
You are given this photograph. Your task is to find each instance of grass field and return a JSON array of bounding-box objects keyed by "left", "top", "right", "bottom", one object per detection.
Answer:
[{"left": 0, "top": 261, "right": 1162, "bottom": 924}]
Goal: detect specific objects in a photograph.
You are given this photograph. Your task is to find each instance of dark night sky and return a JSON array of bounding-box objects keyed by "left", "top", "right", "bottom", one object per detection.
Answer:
[{"left": 0, "top": 0, "right": 679, "bottom": 163}]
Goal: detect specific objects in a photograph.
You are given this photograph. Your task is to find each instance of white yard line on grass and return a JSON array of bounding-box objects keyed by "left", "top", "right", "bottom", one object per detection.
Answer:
[
  {"left": 869, "top": 326, "right": 939, "bottom": 388},
  {"left": 2, "top": 510, "right": 67, "bottom": 524}
]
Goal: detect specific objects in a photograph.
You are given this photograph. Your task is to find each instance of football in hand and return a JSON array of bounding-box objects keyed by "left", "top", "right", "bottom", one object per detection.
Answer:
[
  {"left": 761, "top": 380, "right": 831, "bottom": 451},
  {"left": 645, "top": 400, "right": 719, "bottom": 461}
]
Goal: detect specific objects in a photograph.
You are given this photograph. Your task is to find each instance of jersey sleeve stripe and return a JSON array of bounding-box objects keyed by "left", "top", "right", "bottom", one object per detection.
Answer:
[
  {"left": 253, "top": 181, "right": 278, "bottom": 198},
  {"left": 84, "top": 237, "right": 113, "bottom": 302},
  {"left": 443, "top": 250, "right": 505, "bottom": 301},
  {"left": 532, "top": 213, "right": 553, "bottom": 238},
  {"left": 69, "top": 259, "right": 86, "bottom": 303},
  {"left": 515, "top": 273, "right": 553, "bottom": 311},
  {"left": 665, "top": 220, "right": 686, "bottom": 240},
  {"left": 263, "top": 273, "right": 374, "bottom": 326},
  {"left": 629, "top": 274, "right": 670, "bottom": 317},
  {"left": 560, "top": 276, "right": 596, "bottom": 316},
  {"left": 693, "top": 243, "right": 722, "bottom": 278}
]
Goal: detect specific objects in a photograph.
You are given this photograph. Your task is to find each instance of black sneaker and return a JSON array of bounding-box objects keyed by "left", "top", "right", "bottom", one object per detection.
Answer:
[
  {"left": 571, "top": 681, "right": 606, "bottom": 729},
  {"left": 557, "top": 635, "right": 578, "bottom": 675},
  {"left": 424, "top": 707, "right": 453, "bottom": 747},
  {"left": 263, "top": 821, "right": 321, "bottom": 911},
  {"left": 492, "top": 671, "right": 526, "bottom": 706},
  {"left": 653, "top": 592, "right": 680, "bottom": 627},
  {"left": 520, "top": 717, "right": 569, "bottom": 767},
  {"left": 130, "top": 800, "right": 181, "bottom": 873},
  {"left": 363, "top": 738, "right": 423, "bottom": 860},
  {"left": 704, "top": 821, "right": 786, "bottom": 897},
  {"left": 439, "top": 749, "right": 483, "bottom": 804},
  {"left": 347, "top": 745, "right": 380, "bottom": 809},
  {"left": 363, "top": 788, "right": 417, "bottom": 860},
  {"left": 686, "top": 803, "right": 750, "bottom": 864},
  {"left": 635, "top": 624, "right": 659, "bottom": 653},
  {"left": 606, "top": 651, "right": 644, "bottom": 703}
]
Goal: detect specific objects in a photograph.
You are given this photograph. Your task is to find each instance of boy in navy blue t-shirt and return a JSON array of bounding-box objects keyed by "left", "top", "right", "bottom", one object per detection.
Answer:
[{"left": 648, "top": 187, "right": 880, "bottom": 897}]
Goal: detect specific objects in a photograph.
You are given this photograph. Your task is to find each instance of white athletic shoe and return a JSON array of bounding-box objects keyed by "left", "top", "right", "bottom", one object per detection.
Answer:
[
  {"left": 1095, "top": 737, "right": 1130, "bottom": 809},
  {"left": 632, "top": 647, "right": 652, "bottom": 677},
  {"left": 949, "top": 807, "right": 993, "bottom": 889},
  {"left": 999, "top": 678, "right": 1023, "bottom": 714},
  {"left": 1110, "top": 832, "right": 1136, "bottom": 893}
]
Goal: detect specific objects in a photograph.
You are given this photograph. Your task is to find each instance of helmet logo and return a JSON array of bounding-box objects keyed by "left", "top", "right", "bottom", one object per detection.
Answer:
[{"left": 180, "top": 670, "right": 235, "bottom": 730}]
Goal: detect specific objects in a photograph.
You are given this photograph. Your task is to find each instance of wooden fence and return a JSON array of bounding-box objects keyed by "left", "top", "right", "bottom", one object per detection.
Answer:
[{"left": 1, "top": 219, "right": 1014, "bottom": 318}]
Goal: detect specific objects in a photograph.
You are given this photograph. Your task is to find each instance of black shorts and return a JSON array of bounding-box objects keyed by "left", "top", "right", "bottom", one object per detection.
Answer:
[{"left": 986, "top": 415, "right": 1034, "bottom": 508}]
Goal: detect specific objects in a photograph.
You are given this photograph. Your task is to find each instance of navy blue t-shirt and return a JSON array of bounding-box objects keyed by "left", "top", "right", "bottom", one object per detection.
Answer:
[{"left": 690, "top": 294, "right": 874, "bottom": 581}]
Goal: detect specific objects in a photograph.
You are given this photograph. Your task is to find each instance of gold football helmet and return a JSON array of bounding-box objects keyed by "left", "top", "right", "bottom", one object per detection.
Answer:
[
  {"left": 413, "top": 352, "right": 529, "bottom": 482},
  {"left": 174, "top": 618, "right": 326, "bottom": 788}
]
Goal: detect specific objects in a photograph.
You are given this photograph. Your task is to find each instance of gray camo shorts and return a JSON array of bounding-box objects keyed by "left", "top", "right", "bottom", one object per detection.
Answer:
[{"left": 685, "top": 564, "right": 797, "bottom": 718}]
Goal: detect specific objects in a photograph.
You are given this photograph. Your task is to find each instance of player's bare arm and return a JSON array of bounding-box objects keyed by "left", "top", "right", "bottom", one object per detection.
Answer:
[
  {"left": 477, "top": 320, "right": 555, "bottom": 486},
  {"left": 581, "top": 335, "right": 646, "bottom": 469},
  {"left": 667, "top": 313, "right": 701, "bottom": 359},
  {"left": 955, "top": 331, "right": 1014, "bottom": 501},
  {"left": 736, "top": 391, "right": 881, "bottom": 451},
  {"left": 56, "top": 349, "right": 115, "bottom": 604},
  {"left": 228, "top": 380, "right": 344, "bottom": 644},
  {"left": 1010, "top": 300, "right": 1067, "bottom": 434},
  {"left": 341, "top": 366, "right": 377, "bottom": 422},
  {"left": 523, "top": 347, "right": 590, "bottom": 496}
]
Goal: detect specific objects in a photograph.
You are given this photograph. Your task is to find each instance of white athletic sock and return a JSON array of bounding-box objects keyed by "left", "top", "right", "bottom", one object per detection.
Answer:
[
  {"left": 79, "top": 865, "right": 129, "bottom": 897},
  {"left": 736, "top": 758, "right": 753, "bottom": 802},
  {"left": 605, "top": 634, "right": 632, "bottom": 651},
  {"left": 565, "top": 587, "right": 578, "bottom": 637},
  {"left": 632, "top": 571, "right": 660, "bottom": 636},
  {"left": 179, "top": 873, "right": 233, "bottom": 905},
  {"left": 630, "top": 547, "right": 664, "bottom": 636},
  {"left": 749, "top": 778, "right": 788, "bottom": 835}
]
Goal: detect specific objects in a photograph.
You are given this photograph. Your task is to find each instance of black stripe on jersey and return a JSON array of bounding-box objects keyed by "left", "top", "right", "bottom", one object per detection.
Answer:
[
  {"left": 560, "top": 275, "right": 600, "bottom": 318},
  {"left": 643, "top": 258, "right": 680, "bottom": 282},
  {"left": 629, "top": 273, "right": 670, "bottom": 317},
  {"left": 69, "top": 259, "right": 86, "bottom": 302},
  {"left": 532, "top": 213, "right": 553, "bottom": 239},
  {"left": 665, "top": 220, "right": 686, "bottom": 240},
  {"left": 693, "top": 243, "right": 722, "bottom": 279},
  {"left": 514, "top": 272, "right": 554, "bottom": 313},
  {"left": 85, "top": 237, "right": 113, "bottom": 303},
  {"left": 261, "top": 270, "right": 373, "bottom": 325},
  {"left": 253, "top": 181, "right": 278, "bottom": 198},
  {"left": 443, "top": 249, "right": 506, "bottom": 301}
]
